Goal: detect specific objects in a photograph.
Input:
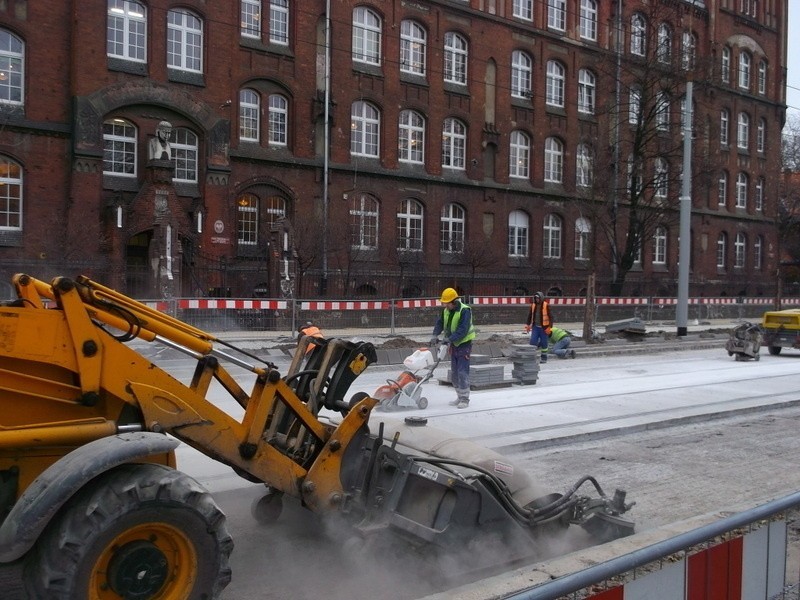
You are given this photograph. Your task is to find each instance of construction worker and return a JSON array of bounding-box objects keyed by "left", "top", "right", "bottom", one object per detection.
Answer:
[
  {"left": 298, "top": 322, "right": 324, "bottom": 354},
  {"left": 525, "top": 291, "right": 552, "bottom": 363},
  {"left": 430, "top": 287, "right": 476, "bottom": 409},
  {"left": 549, "top": 326, "right": 576, "bottom": 359}
]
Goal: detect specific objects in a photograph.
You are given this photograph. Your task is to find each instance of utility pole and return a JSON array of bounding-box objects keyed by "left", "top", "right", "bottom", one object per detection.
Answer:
[
  {"left": 677, "top": 22, "right": 694, "bottom": 336},
  {"left": 321, "top": 0, "right": 331, "bottom": 296}
]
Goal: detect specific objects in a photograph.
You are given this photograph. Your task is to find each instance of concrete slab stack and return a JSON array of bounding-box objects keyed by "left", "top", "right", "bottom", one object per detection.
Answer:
[{"left": 509, "top": 344, "right": 540, "bottom": 384}]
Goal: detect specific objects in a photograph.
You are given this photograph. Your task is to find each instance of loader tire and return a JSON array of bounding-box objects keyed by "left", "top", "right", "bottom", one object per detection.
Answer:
[
  {"left": 25, "top": 463, "right": 233, "bottom": 600},
  {"left": 768, "top": 345, "right": 782, "bottom": 355}
]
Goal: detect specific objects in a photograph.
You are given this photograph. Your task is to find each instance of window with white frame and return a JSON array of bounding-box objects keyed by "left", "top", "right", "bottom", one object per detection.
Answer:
[
  {"left": 107, "top": 0, "right": 146, "bottom": 62},
  {"left": 103, "top": 118, "right": 137, "bottom": 176},
  {"left": 718, "top": 171, "right": 728, "bottom": 206},
  {"left": 758, "top": 60, "right": 767, "bottom": 94},
  {"left": 576, "top": 143, "right": 593, "bottom": 187},
  {"left": 717, "top": 233, "right": 727, "bottom": 269},
  {"left": 509, "top": 130, "right": 530, "bottom": 179},
  {"left": 721, "top": 47, "right": 731, "bottom": 83},
  {"left": 546, "top": 61, "right": 565, "bottom": 108},
  {"left": 172, "top": 127, "right": 198, "bottom": 182},
  {"left": 627, "top": 153, "right": 642, "bottom": 196},
  {"left": 629, "top": 88, "right": 642, "bottom": 125},
  {"left": 740, "top": 0, "right": 757, "bottom": 18},
  {"left": 0, "top": 156, "right": 21, "bottom": 230},
  {"left": 734, "top": 232, "right": 746, "bottom": 268},
  {"left": 681, "top": 31, "right": 696, "bottom": 71},
  {"left": 575, "top": 217, "right": 591, "bottom": 260},
  {"left": 754, "top": 235, "right": 763, "bottom": 269},
  {"left": 653, "top": 226, "right": 667, "bottom": 265},
  {"left": 237, "top": 193, "right": 258, "bottom": 245},
  {"left": 397, "top": 198, "right": 423, "bottom": 251},
  {"left": 577, "top": 69, "right": 595, "bottom": 114},
  {"left": 513, "top": 0, "right": 532, "bottom": 21},
  {"left": 657, "top": 23, "right": 671, "bottom": 64},
  {"left": 241, "top": 0, "right": 261, "bottom": 38},
  {"left": 737, "top": 112, "right": 749, "bottom": 150},
  {"left": 0, "top": 30, "right": 23, "bottom": 104},
  {"left": 167, "top": 9, "right": 203, "bottom": 73},
  {"left": 350, "top": 101, "right": 380, "bottom": 157},
  {"left": 736, "top": 172, "right": 748, "bottom": 208},
  {"left": 630, "top": 14, "right": 646, "bottom": 56},
  {"left": 579, "top": 0, "right": 597, "bottom": 41},
  {"left": 350, "top": 193, "right": 379, "bottom": 249},
  {"left": 755, "top": 177, "right": 764, "bottom": 211},
  {"left": 352, "top": 7, "right": 381, "bottom": 65},
  {"left": 442, "top": 118, "right": 466, "bottom": 170},
  {"left": 656, "top": 92, "right": 670, "bottom": 131},
  {"left": 398, "top": 109, "right": 425, "bottom": 164},
  {"left": 263, "top": 196, "right": 287, "bottom": 227},
  {"left": 400, "top": 20, "right": 426, "bottom": 76},
  {"left": 268, "top": 94, "right": 288, "bottom": 146},
  {"left": 654, "top": 157, "right": 668, "bottom": 199},
  {"left": 508, "top": 210, "right": 529, "bottom": 257},
  {"left": 757, "top": 118, "right": 766, "bottom": 153},
  {"left": 511, "top": 50, "right": 532, "bottom": 99},
  {"left": 444, "top": 32, "right": 468, "bottom": 85},
  {"left": 270, "top": 0, "right": 289, "bottom": 45},
  {"left": 738, "top": 51, "right": 751, "bottom": 90},
  {"left": 543, "top": 213, "right": 562, "bottom": 259},
  {"left": 544, "top": 137, "right": 563, "bottom": 183},
  {"left": 440, "top": 203, "right": 465, "bottom": 253},
  {"left": 547, "top": 0, "right": 566, "bottom": 31},
  {"left": 239, "top": 89, "right": 260, "bottom": 142},
  {"left": 720, "top": 108, "right": 729, "bottom": 146}
]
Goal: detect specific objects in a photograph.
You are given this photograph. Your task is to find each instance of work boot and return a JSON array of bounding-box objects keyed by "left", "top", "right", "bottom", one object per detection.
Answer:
[
  {"left": 540, "top": 354, "right": 547, "bottom": 363},
  {"left": 457, "top": 400, "right": 469, "bottom": 409},
  {"left": 570, "top": 350, "right": 576, "bottom": 359}
]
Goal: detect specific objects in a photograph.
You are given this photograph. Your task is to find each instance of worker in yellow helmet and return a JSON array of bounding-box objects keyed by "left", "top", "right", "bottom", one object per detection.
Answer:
[{"left": 430, "top": 287, "right": 476, "bottom": 409}]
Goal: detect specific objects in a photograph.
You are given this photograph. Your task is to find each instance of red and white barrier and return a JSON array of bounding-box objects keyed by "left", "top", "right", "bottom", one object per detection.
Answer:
[
  {"left": 178, "top": 299, "right": 288, "bottom": 310},
  {"left": 300, "top": 300, "right": 389, "bottom": 311},
  {"left": 584, "top": 520, "right": 787, "bottom": 600}
]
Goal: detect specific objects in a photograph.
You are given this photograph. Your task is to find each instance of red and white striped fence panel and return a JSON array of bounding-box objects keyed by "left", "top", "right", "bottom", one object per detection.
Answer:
[
  {"left": 471, "top": 296, "right": 532, "bottom": 305},
  {"left": 470, "top": 296, "right": 648, "bottom": 306},
  {"left": 143, "top": 301, "right": 169, "bottom": 311},
  {"left": 300, "top": 300, "right": 390, "bottom": 311},
  {"left": 394, "top": 298, "right": 440, "bottom": 308},
  {"left": 584, "top": 520, "right": 786, "bottom": 600},
  {"left": 177, "top": 299, "right": 288, "bottom": 310}
]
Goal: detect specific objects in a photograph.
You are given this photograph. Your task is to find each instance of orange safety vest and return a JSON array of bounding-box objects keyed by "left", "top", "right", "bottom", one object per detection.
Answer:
[
  {"left": 527, "top": 301, "right": 552, "bottom": 334},
  {"left": 300, "top": 325, "right": 324, "bottom": 353}
]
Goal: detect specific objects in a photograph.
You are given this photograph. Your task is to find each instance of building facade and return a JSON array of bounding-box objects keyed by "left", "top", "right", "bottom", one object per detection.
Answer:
[{"left": 0, "top": 0, "right": 788, "bottom": 300}]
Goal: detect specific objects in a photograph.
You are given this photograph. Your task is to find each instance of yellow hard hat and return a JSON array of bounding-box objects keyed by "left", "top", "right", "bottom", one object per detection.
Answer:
[{"left": 440, "top": 287, "right": 459, "bottom": 303}]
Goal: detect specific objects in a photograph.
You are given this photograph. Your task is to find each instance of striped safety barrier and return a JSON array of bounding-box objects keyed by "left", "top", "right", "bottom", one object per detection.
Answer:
[
  {"left": 300, "top": 300, "right": 390, "bottom": 311},
  {"left": 178, "top": 299, "right": 288, "bottom": 310}
]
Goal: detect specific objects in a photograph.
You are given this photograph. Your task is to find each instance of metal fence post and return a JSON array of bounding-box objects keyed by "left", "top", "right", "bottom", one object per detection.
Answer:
[{"left": 390, "top": 300, "right": 396, "bottom": 335}]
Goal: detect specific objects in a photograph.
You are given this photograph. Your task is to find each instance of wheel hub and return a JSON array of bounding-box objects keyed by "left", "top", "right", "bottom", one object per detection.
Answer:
[{"left": 107, "top": 540, "right": 169, "bottom": 599}]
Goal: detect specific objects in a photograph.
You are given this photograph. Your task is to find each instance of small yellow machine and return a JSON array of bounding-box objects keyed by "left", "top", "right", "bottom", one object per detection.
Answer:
[
  {"left": 761, "top": 308, "right": 800, "bottom": 355},
  {"left": 0, "top": 274, "right": 634, "bottom": 599}
]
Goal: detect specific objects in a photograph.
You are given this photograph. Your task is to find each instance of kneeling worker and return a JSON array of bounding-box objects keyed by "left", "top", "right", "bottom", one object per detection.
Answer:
[
  {"left": 430, "top": 288, "right": 476, "bottom": 409},
  {"left": 549, "top": 326, "right": 576, "bottom": 359}
]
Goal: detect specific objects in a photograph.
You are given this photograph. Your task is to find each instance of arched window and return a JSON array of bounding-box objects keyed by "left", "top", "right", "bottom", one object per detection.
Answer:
[
  {"left": 0, "top": 156, "right": 22, "bottom": 230},
  {"left": 511, "top": 50, "right": 532, "bottom": 99},
  {"left": 579, "top": 0, "right": 597, "bottom": 41},
  {"left": 237, "top": 193, "right": 259, "bottom": 246},
  {"left": 657, "top": 23, "right": 672, "bottom": 64},
  {"left": 350, "top": 193, "right": 379, "bottom": 249},
  {"left": 755, "top": 177, "right": 765, "bottom": 211},
  {"left": 721, "top": 47, "right": 731, "bottom": 83},
  {"left": 758, "top": 60, "right": 767, "bottom": 94},
  {"left": 654, "top": 157, "right": 668, "bottom": 199},
  {"left": 681, "top": 31, "right": 696, "bottom": 71},
  {"left": 736, "top": 172, "right": 748, "bottom": 208},
  {"left": 629, "top": 87, "right": 642, "bottom": 124},
  {"left": 397, "top": 199, "right": 423, "bottom": 251},
  {"left": 544, "top": 137, "right": 563, "bottom": 183},
  {"left": 508, "top": 210, "right": 529, "bottom": 258},
  {"left": 546, "top": 60, "right": 565, "bottom": 107},
  {"left": 440, "top": 203, "right": 465, "bottom": 253},
  {"left": 543, "top": 214, "right": 562, "bottom": 259},
  {"left": 0, "top": 30, "right": 24, "bottom": 104},
  {"left": 400, "top": 20, "right": 426, "bottom": 75},
  {"left": 656, "top": 92, "right": 670, "bottom": 131},
  {"left": 738, "top": 51, "right": 751, "bottom": 90},
  {"left": 352, "top": 7, "right": 381, "bottom": 65},
  {"left": 734, "top": 232, "right": 746, "bottom": 268},
  {"left": 630, "top": 14, "right": 646, "bottom": 56},
  {"left": 575, "top": 217, "right": 591, "bottom": 260},
  {"left": 576, "top": 143, "right": 593, "bottom": 187},
  {"left": 442, "top": 118, "right": 466, "bottom": 169},
  {"left": 737, "top": 112, "right": 749, "bottom": 150},
  {"left": 717, "top": 232, "right": 727, "bottom": 269},
  {"left": 167, "top": 8, "right": 203, "bottom": 73},
  {"left": 757, "top": 118, "right": 766, "bottom": 153},
  {"left": 653, "top": 226, "right": 667, "bottom": 264},
  {"left": 718, "top": 171, "right": 728, "bottom": 206},
  {"left": 103, "top": 118, "right": 137, "bottom": 176},
  {"left": 509, "top": 130, "right": 530, "bottom": 179},
  {"left": 577, "top": 69, "right": 595, "bottom": 114},
  {"left": 239, "top": 89, "right": 260, "bottom": 142},
  {"left": 264, "top": 196, "right": 287, "bottom": 227},
  {"left": 350, "top": 101, "right": 380, "bottom": 157},
  {"left": 754, "top": 236, "right": 763, "bottom": 270},
  {"left": 268, "top": 94, "right": 288, "bottom": 146},
  {"left": 107, "top": 0, "right": 147, "bottom": 62},
  {"left": 398, "top": 110, "right": 425, "bottom": 164},
  {"left": 172, "top": 127, "right": 198, "bottom": 182},
  {"left": 443, "top": 32, "right": 468, "bottom": 85},
  {"left": 720, "top": 108, "right": 729, "bottom": 147}
]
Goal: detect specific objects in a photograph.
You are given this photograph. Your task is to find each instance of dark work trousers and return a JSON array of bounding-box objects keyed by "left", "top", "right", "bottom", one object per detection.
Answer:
[{"left": 450, "top": 341, "right": 472, "bottom": 401}]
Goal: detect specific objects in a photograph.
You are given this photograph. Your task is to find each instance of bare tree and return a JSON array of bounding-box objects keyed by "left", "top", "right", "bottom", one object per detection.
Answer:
[
  {"left": 462, "top": 237, "right": 502, "bottom": 295},
  {"left": 290, "top": 212, "right": 324, "bottom": 298},
  {"left": 781, "top": 114, "right": 800, "bottom": 172}
]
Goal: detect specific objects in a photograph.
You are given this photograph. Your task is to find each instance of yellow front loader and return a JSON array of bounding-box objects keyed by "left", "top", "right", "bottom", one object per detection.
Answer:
[{"left": 0, "top": 275, "right": 634, "bottom": 599}]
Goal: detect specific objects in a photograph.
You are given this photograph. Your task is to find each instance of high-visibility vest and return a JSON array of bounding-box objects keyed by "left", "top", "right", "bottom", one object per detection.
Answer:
[{"left": 443, "top": 303, "right": 476, "bottom": 347}]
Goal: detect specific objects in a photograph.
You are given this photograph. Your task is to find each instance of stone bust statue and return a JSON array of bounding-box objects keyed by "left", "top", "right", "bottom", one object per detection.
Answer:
[{"left": 148, "top": 120, "right": 173, "bottom": 161}]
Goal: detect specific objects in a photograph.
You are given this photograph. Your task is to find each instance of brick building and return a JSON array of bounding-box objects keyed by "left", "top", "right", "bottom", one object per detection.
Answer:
[{"left": 0, "top": 0, "right": 788, "bottom": 300}]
